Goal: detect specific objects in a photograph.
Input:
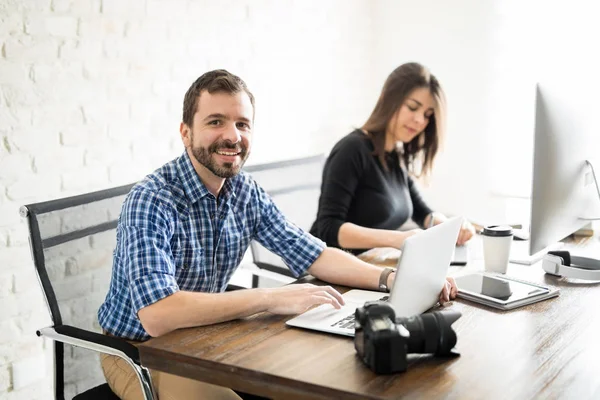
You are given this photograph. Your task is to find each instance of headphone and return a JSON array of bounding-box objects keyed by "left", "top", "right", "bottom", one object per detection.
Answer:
[{"left": 542, "top": 251, "right": 600, "bottom": 280}]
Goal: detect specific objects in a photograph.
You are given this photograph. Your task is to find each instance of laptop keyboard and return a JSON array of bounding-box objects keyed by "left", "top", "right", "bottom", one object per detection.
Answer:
[
  {"left": 331, "top": 295, "right": 389, "bottom": 329},
  {"left": 332, "top": 314, "right": 356, "bottom": 329}
]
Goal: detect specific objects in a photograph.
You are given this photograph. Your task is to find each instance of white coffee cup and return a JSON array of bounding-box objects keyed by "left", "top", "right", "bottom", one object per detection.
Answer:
[{"left": 481, "top": 225, "right": 513, "bottom": 274}]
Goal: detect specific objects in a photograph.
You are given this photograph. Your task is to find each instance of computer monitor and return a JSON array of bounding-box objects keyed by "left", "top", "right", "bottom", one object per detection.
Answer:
[{"left": 529, "top": 84, "right": 600, "bottom": 255}]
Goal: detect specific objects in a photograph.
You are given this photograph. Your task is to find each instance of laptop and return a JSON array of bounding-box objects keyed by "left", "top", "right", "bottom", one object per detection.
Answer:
[{"left": 286, "top": 216, "right": 463, "bottom": 337}]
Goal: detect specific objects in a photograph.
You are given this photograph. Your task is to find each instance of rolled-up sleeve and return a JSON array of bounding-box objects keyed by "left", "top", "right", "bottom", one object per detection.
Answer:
[
  {"left": 253, "top": 183, "right": 326, "bottom": 277},
  {"left": 118, "top": 188, "right": 180, "bottom": 313}
]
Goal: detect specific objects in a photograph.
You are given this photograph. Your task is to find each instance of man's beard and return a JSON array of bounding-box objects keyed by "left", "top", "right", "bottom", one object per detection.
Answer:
[{"left": 190, "top": 137, "right": 249, "bottom": 178}]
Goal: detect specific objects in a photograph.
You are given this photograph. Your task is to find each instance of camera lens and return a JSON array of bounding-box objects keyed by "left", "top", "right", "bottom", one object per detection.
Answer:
[{"left": 396, "top": 310, "right": 461, "bottom": 356}]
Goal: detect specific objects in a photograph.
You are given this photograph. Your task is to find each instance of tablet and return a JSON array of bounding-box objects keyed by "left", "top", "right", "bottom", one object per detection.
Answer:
[{"left": 454, "top": 273, "right": 560, "bottom": 310}]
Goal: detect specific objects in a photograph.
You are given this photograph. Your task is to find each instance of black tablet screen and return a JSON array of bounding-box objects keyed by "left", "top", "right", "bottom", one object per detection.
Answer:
[{"left": 456, "top": 274, "right": 549, "bottom": 302}]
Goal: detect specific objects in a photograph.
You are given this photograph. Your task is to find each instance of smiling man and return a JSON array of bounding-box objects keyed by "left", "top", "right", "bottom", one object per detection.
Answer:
[{"left": 97, "top": 70, "right": 457, "bottom": 400}]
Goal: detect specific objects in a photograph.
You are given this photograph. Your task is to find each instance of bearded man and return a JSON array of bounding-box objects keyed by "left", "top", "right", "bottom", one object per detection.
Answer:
[{"left": 98, "top": 69, "right": 456, "bottom": 400}]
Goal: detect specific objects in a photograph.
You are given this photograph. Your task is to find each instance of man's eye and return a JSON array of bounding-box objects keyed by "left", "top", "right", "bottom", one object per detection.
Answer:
[
  {"left": 209, "top": 120, "right": 222, "bottom": 126},
  {"left": 236, "top": 122, "right": 250, "bottom": 129}
]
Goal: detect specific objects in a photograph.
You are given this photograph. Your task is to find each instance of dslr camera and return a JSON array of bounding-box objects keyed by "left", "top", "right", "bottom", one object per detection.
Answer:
[{"left": 354, "top": 301, "right": 461, "bottom": 374}]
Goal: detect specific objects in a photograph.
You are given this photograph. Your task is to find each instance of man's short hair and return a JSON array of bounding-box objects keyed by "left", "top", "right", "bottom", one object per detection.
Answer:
[{"left": 182, "top": 69, "right": 255, "bottom": 127}]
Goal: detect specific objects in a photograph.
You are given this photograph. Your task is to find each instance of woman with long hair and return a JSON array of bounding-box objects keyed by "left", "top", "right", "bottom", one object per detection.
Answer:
[{"left": 310, "top": 62, "right": 474, "bottom": 254}]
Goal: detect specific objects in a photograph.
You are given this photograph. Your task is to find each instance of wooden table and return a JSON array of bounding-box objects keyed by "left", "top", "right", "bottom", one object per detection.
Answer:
[{"left": 138, "top": 237, "right": 600, "bottom": 400}]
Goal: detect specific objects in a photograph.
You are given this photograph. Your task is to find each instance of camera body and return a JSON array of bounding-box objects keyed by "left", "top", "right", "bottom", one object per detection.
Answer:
[
  {"left": 354, "top": 300, "right": 410, "bottom": 374},
  {"left": 354, "top": 301, "right": 461, "bottom": 374}
]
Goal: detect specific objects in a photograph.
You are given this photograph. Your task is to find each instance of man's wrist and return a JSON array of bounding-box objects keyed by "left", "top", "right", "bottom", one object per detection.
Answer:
[
  {"left": 378, "top": 268, "right": 396, "bottom": 292},
  {"left": 259, "top": 288, "right": 272, "bottom": 313},
  {"left": 387, "top": 271, "right": 395, "bottom": 291}
]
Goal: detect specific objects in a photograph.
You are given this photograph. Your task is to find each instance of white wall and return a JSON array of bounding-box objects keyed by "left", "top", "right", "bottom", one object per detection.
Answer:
[
  {"left": 372, "top": 0, "right": 600, "bottom": 228},
  {"left": 486, "top": 0, "right": 600, "bottom": 231},
  {"left": 0, "top": 1, "right": 376, "bottom": 398},
  {"left": 371, "top": 0, "right": 555, "bottom": 226},
  {"left": 370, "top": 0, "right": 505, "bottom": 225}
]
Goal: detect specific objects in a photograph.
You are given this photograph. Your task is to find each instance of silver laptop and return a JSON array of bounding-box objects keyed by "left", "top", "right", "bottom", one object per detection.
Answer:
[{"left": 286, "top": 216, "right": 463, "bottom": 337}]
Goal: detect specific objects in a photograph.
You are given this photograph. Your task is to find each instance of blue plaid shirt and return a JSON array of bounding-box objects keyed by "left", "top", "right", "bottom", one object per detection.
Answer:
[{"left": 98, "top": 152, "right": 326, "bottom": 341}]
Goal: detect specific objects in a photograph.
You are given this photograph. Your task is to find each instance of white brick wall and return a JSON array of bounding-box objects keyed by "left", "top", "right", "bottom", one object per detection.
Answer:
[{"left": 0, "top": 0, "right": 377, "bottom": 397}]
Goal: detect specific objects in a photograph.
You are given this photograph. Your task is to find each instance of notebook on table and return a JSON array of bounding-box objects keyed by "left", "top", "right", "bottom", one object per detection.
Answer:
[
  {"left": 369, "top": 244, "right": 469, "bottom": 266},
  {"left": 509, "top": 240, "right": 565, "bottom": 265},
  {"left": 286, "top": 217, "right": 464, "bottom": 337},
  {"left": 452, "top": 245, "right": 469, "bottom": 266}
]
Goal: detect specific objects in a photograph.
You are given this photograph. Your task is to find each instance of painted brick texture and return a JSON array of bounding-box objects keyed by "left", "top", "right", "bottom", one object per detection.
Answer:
[{"left": 0, "top": 0, "right": 375, "bottom": 397}]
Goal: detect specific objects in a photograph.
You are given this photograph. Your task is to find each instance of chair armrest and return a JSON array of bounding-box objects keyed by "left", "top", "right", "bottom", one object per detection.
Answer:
[
  {"left": 254, "top": 262, "right": 300, "bottom": 278},
  {"left": 226, "top": 284, "right": 247, "bottom": 291},
  {"left": 38, "top": 325, "right": 140, "bottom": 364},
  {"left": 39, "top": 325, "right": 158, "bottom": 400}
]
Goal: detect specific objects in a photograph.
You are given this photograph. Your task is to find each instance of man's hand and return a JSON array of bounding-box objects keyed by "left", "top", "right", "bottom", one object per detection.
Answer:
[
  {"left": 265, "top": 283, "right": 345, "bottom": 315},
  {"left": 439, "top": 276, "right": 458, "bottom": 304}
]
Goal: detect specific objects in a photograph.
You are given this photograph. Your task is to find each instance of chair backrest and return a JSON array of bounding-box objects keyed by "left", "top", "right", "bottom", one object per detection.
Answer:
[
  {"left": 21, "top": 184, "right": 134, "bottom": 400},
  {"left": 244, "top": 154, "right": 325, "bottom": 276}
]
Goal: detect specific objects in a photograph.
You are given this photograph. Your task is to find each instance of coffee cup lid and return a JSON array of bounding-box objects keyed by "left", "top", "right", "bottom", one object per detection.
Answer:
[{"left": 482, "top": 225, "right": 513, "bottom": 237}]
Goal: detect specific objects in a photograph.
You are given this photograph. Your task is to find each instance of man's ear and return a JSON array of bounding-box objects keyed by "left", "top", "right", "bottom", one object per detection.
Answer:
[{"left": 180, "top": 122, "right": 191, "bottom": 148}]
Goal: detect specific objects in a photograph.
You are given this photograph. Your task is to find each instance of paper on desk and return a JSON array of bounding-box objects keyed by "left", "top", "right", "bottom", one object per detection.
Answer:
[{"left": 371, "top": 248, "right": 401, "bottom": 263}]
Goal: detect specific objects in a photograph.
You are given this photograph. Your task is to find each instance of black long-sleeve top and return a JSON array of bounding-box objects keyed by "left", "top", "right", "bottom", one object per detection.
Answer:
[{"left": 310, "top": 130, "right": 433, "bottom": 254}]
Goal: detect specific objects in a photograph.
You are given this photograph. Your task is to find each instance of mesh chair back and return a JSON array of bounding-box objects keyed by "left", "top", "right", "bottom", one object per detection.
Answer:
[
  {"left": 21, "top": 184, "right": 134, "bottom": 400},
  {"left": 244, "top": 155, "right": 325, "bottom": 276}
]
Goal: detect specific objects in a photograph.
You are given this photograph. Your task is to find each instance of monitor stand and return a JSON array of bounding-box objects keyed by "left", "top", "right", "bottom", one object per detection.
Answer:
[
  {"left": 575, "top": 159, "right": 600, "bottom": 267},
  {"left": 579, "top": 159, "right": 600, "bottom": 221}
]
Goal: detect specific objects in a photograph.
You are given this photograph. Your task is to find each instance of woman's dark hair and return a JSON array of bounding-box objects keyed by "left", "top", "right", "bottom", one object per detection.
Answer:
[
  {"left": 182, "top": 69, "right": 255, "bottom": 127},
  {"left": 361, "top": 62, "right": 446, "bottom": 177}
]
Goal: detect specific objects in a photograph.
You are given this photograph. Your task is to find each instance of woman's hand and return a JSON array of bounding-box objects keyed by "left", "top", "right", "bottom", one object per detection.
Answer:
[
  {"left": 428, "top": 212, "right": 475, "bottom": 246},
  {"left": 456, "top": 220, "right": 476, "bottom": 246}
]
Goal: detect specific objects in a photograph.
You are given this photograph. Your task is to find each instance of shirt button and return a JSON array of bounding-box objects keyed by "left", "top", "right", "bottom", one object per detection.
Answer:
[{"left": 182, "top": 263, "right": 188, "bottom": 269}]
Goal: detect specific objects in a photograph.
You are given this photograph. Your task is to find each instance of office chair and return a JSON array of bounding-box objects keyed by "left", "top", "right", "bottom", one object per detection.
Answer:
[
  {"left": 21, "top": 184, "right": 156, "bottom": 400},
  {"left": 244, "top": 154, "right": 326, "bottom": 288}
]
